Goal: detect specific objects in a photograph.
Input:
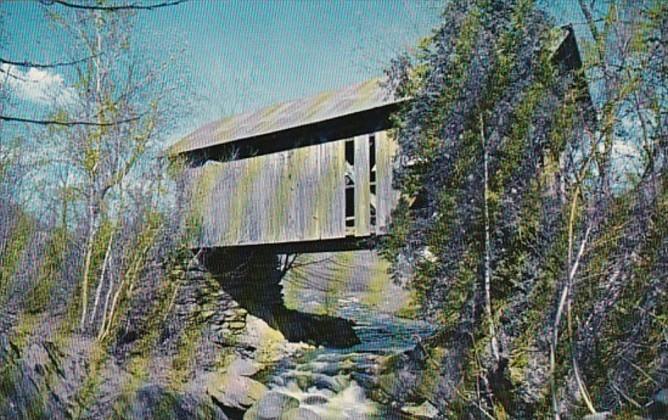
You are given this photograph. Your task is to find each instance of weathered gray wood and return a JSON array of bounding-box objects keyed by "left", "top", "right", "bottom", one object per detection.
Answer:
[
  {"left": 188, "top": 131, "right": 400, "bottom": 247},
  {"left": 354, "top": 135, "right": 371, "bottom": 237},
  {"left": 264, "top": 152, "right": 283, "bottom": 243},
  {"left": 375, "top": 130, "right": 398, "bottom": 234},
  {"left": 193, "top": 142, "right": 343, "bottom": 246},
  {"left": 288, "top": 145, "right": 320, "bottom": 242},
  {"left": 319, "top": 140, "right": 346, "bottom": 239},
  {"left": 299, "top": 144, "right": 321, "bottom": 240}
]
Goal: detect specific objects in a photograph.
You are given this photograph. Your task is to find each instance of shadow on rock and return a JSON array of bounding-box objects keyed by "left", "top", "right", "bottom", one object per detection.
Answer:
[{"left": 201, "top": 248, "right": 360, "bottom": 348}]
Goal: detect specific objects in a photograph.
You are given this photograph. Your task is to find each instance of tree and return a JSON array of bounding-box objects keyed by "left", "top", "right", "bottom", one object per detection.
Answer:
[
  {"left": 0, "top": 0, "right": 188, "bottom": 127},
  {"left": 381, "top": 0, "right": 667, "bottom": 417},
  {"left": 5, "top": 4, "right": 191, "bottom": 335}
]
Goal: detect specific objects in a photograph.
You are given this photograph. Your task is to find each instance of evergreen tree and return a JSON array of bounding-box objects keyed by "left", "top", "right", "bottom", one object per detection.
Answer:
[{"left": 382, "top": 0, "right": 667, "bottom": 417}]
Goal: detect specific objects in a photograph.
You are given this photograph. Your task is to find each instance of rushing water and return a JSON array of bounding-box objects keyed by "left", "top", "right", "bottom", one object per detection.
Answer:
[{"left": 258, "top": 291, "right": 434, "bottom": 419}]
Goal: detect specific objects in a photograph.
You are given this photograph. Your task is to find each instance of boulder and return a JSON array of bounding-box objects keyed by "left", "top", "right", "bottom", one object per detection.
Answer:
[
  {"left": 225, "top": 357, "right": 261, "bottom": 377},
  {"left": 255, "top": 391, "right": 300, "bottom": 419},
  {"left": 280, "top": 407, "right": 323, "bottom": 420},
  {"left": 205, "top": 372, "right": 267, "bottom": 410},
  {"left": 311, "top": 374, "right": 346, "bottom": 393},
  {"left": 400, "top": 400, "right": 440, "bottom": 419},
  {"left": 119, "top": 385, "right": 227, "bottom": 419}
]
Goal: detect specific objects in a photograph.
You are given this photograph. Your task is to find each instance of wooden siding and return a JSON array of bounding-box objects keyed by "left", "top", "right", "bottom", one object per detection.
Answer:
[
  {"left": 188, "top": 131, "right": 399, "bottom": 248},
  {"left": 375, "top": 130, "right": 398, "bottom": 234},
  {"left": 354, "top": 135, "right": 371, "bottom": 237},
  {"left": 319, "top": 141, "right": 346, "bottom": 239}
]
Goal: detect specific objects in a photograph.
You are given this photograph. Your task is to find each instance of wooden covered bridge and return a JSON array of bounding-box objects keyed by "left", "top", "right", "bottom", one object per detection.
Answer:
[
  {"left": 169, "top": 27, "right": 584, "bottom": 254},
  {"left": 170, "top": 78, "right": 404, "bottom": 253}
]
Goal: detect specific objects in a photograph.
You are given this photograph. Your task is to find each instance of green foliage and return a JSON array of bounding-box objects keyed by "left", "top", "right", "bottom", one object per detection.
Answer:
[
  {"left": 0, "top": 213, "right": 34, "bottom": 303},
  {"left": 380, "top": 0, "right": 668, "bottom": 416},
  {"left": 580, "top": 182, "right": 668, "bottom": 411},
  {"left": 24, "top": 227, "right": 69, "bottom": 314}
]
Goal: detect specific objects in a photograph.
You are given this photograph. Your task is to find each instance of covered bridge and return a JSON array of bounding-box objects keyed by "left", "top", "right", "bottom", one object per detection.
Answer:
[
  {"left": 170, "top": 26, "right": 585, "bottom": 253},
  {"left": 171, "top": 78, "right": 404, "bottom": 252}
]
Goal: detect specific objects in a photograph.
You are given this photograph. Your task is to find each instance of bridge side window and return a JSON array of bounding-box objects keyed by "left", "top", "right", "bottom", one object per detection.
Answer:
[
  {"left": 345, "top": 139, "right": 355, "bottom": 229},
  {"left": 369, "top": 135, "right": 377, "bottom": 228}
]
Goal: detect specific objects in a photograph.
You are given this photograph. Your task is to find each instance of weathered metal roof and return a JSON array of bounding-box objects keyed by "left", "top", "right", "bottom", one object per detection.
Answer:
[{"left": 170, "top": 78, "right": 399, "bottom": 155}]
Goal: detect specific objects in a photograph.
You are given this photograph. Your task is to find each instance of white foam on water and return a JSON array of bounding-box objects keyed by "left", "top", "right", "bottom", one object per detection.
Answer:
[{"left": 270, "top": 378, "right": 380, "bottom": 420}]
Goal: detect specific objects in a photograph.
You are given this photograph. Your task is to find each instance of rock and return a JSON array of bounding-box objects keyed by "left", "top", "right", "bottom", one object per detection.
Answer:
[
  {"left": 223, "top": 308, "right": 247, "bottom": 320},
  {"left": 280, "top": 407, "right": 322, "bottom": 420},
  {"left": 227, "top": 321, "right": 246, "bottom": 330},
  {"left": 205, "top": 372, "right": 267, "bottom": 410},
  {"left": 284, "top": 372, "right": 312, "bottom": 390},
  {"left": 244, "top": 405, "right": 260, "bottom": 420},
  {"left": 251, "top": 391, "right": 299, "bottom": 420},
  {"left": 302, "top": 394, "right": 329, "bottom": 405},
  {"left": 226, "top": 357, "right": 261, "bottom": 377},
  {"left": 200, "top": 309, "right": 216, "bottom": 320},
  {"left": 238, "top": 316, "right": 286, "bottom": 351},
  {"left": 311, "top": 374, "right": 341, "bottom": 392},
  {"left": 333, "top": 375, "right": 350, "bottom": 391},
  {"left": 271, "top": 376, "right": 285, "bottom": 387},
  {"left": 119, "top": 385, "right": 227, "bottom": 419},
  {"left": 311, "top": 362, "right": 341, "bottom": 376},
  {"left": 351, "top": 372, "right": 376, "bottom": 389},
  {"left": 401, "top": 400, "right": 440, "bottom": 419}
]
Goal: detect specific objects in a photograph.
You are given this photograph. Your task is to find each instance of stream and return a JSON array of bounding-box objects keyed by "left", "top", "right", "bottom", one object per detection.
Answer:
[{"left": 256, "top": 292, "right": 434, "bottom": 419}]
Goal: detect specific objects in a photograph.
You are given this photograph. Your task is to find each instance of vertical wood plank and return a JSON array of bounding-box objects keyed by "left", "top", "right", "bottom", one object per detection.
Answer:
[
  {"left": 275, "top": 151, "right": 289, "bottom": 243},
  {"left": 234, "top": 159, "right": 247, "bottom": 245},
  {"left": 247, "top": 156, "right": 262, "bottom": 243},
  {"left": 332, "top": 140, "right": 346, "bottom": 238},
  {"left": 354, "top": 135, "right": 371, "bottom": 236},
  {"left": 286, "top": 149, "right": 298, "bottom": 242},
  {"left": 265, "top": 152, "right": 280, "bottom": 243},
  {"left": 319, "top": 140, "right": 346, "bottom": 239},
  {"left": 238, "top": 159, "right": 249, "bottom": 245},
  {"left": 299, "top": 143, "right": 320, "bottom": 241},
  {"left": 375, "top": 130, "right": 397, "bottom": 234}
]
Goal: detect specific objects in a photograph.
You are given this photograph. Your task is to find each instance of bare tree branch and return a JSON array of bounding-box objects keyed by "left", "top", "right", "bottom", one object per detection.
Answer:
[
  {"left": 40, "top": 0, "right": 189, "bottom": 11},
  {"left": 0, "top": 114, "right": 140, "bottom": 126},
  {"left": 0, "top": 55, "right": 98, "bottom": 69}
]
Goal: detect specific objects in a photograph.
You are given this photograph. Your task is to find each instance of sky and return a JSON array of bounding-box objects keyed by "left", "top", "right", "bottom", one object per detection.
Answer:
[{"left": 0, "top": 0, "right": 592, "bottom": 144}]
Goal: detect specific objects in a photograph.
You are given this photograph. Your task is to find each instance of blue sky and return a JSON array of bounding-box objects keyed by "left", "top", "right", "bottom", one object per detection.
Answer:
[{"left": 1, "top": 0, "right": 591, "bottom": 143}]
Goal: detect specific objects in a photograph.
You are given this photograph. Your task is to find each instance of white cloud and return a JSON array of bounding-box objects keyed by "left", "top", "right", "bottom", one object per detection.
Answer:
[{"left": 0, "top": 64, "right": 75, "bottom": 105}]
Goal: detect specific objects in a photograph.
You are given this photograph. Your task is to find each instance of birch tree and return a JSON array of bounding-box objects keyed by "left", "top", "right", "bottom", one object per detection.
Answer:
[{"left": 39, "top": 5, "right": 188, "bottom": 333}]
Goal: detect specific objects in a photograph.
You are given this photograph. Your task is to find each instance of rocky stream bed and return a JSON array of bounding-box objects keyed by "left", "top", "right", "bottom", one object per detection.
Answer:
[{"left": 236, "top": 288, "right": 437, "bottom": 420}]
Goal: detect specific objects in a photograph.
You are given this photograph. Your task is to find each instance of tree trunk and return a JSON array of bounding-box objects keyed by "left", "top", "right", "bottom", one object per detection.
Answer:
[
  {"left": 481, "top": 115, "right": 500, "bottom": 363},
  {"left": 90, "top": 228, "right": 114, "bottom": 327},
  {"left": 79, "top": 204, "right": 96, "bottom": 331}
]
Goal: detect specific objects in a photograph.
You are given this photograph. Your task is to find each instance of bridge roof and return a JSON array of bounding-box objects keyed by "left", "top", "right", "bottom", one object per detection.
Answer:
[
  {"left": 169, "top": 77, "right": 401, "bottom": 155},
  {"left": 169, "top": 26, "right": 583, "bottom": 157}
]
